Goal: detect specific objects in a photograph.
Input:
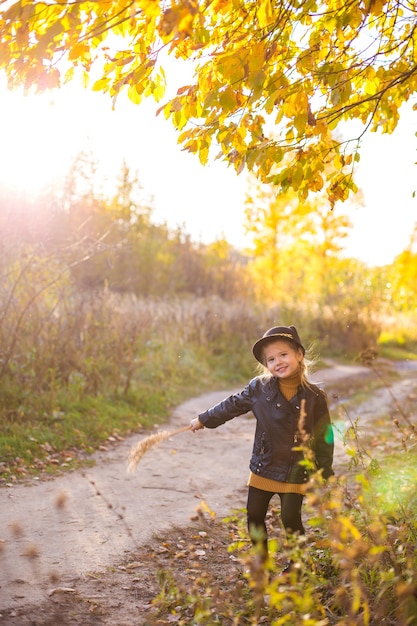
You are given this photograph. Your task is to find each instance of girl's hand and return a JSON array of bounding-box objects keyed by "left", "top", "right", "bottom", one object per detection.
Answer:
[{"left": 190, "top": 417, "right": 204, "bottom": 433}]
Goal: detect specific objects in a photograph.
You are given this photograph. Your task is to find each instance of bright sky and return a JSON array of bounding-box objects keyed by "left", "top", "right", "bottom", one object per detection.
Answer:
[{"left": 1, "top": 76, "right": 416, "bottom": 267}]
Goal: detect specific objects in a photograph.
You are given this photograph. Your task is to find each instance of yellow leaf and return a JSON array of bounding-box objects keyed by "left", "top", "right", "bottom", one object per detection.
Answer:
[
  {"left": 198, "top": 142, "right": 209, "bottom": 165},
  {"left": 282, "top": 91, "right": 308, "bottom": 118},
  {"left": 286, "top": 127, "right": 295, "bottom": 142},
  {"left": 365, "top": 66, "right": 376, "bottom": 80},
  {"left": 365, "top": 0, "right": 388, "bottom": 16},
  {"left": 310, "top": 173, "right": 324, "bottom": 191},
  {"left": 178, "top": 11, "right": 194, "bottom": 35},
  {"left": 216, "top": 50, "right": 247, "bottom": 84},
  {"left": 92, "top": 78, "right": 110, "bottom": 92},
  {"left": 138, "top": 0, "right": 161, "bottom": 18},
  {"left": 199, "top": 499, "right": 216, "bottom": 518},
  {"left": 292, "top": 164, "right": 304, "bottom": 189},
  {"left": 364, "top": 76, "right": 379, "bottom": 96},
  {"left": 158, "top": 3, "right": 197, "bottom": 41},
  {"left": 148, "top": 74, "right": 166, "bottom": 101},
  {"left": 236, "top": 156, "right": 246, "bottom": 175},
  {"left": 68, "top": 43, "right": 89, "bottom": 62},
  {"left": 128, "top": 84, "right": 142, "bottom": 104},
  {"left": 182, "top": 138, "right": 198, "bottom": 153},
  {"left": 219, "top": 85, "right": 236, "bottom": 112},
  {"left": 173, "top": 107, "right": 187, "bottom": 130},
  {"left": 248, "top": 69, "right": 265, "bottom": 93},
  {"left": 163, "top": 101, "right": 172, "bottom": 120},
  {"left": 248, "top": 42, "right": 265, "bottom": 74},
  {"left": 82, "top": 71, "right": 89, "bottom": 89},
  {"left": 257, "top": 0, "right": 274, "bottom": 29}
]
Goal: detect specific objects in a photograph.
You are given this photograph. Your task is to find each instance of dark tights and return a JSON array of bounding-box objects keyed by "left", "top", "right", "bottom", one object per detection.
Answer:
[{"left": 246, "top": 486, "right": 305, "bottom": 554}]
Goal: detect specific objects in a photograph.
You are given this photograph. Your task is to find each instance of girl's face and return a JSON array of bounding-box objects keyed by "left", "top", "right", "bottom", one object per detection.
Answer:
[{"left": 263, "top": 340, "right": 303, "bottom": 379}]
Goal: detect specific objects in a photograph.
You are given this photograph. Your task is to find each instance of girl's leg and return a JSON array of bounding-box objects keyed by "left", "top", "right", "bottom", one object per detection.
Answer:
[
  {"left": 278, "top": 492, "right": 305, "bottom": 536},
  {"left": 246, "top": 486, "right": 274, "bottom": 555}
]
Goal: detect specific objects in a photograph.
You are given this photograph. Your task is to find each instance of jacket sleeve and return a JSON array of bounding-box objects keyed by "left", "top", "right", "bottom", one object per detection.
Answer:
[
  {"left": 198, "top": 379, "right": 258, "bottom": 428},
  {"left": 312, "top": 390, "right": 334, "bottom": 479}
]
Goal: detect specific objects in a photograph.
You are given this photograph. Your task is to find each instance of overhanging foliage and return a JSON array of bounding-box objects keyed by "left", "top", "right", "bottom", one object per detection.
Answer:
[{"left": 1, "top": 0, "right": 416, "bottom": 206}]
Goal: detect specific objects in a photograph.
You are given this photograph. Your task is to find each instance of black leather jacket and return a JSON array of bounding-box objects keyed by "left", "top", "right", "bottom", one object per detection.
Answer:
[{"left": 198, "top": 376, "right": 334, "bottom": 484}]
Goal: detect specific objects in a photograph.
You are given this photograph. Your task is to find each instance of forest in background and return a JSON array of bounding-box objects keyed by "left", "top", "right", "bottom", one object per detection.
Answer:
[
  {"left": 1, "top": 152, "right": 417, "bottom": 478},
  {"left": 2, "top": 151, "right": 417, "bottom": 334}
]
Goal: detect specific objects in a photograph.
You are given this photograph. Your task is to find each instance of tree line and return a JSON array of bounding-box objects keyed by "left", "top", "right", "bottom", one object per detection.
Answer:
[
  {"left": 1, "top": 152, "right": 417, "bottom": 361},
  {"left": 0, "top": 155, "right": 249, "bottom": 300}
]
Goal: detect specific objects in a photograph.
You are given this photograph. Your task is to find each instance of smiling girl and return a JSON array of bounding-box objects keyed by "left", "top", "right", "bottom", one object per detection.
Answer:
[{"left": 190, "top": 325, "right": 334, "bottom": 564}]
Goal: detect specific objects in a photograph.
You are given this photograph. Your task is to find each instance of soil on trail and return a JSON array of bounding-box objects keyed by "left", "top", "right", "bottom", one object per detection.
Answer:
[{"left": 1, "top": 360, "right": 417, "bottom": 625}]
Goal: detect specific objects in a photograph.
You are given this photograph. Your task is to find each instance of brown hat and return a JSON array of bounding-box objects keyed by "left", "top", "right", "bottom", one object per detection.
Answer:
[{"left": 252, "top": 325, "right": 305, "bottom": 363}]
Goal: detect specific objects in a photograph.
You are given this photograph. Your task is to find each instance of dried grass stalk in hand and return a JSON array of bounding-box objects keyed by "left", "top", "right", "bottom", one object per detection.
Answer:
[{"left": 127, "top": 425, "right": 191, "bottom": 473}]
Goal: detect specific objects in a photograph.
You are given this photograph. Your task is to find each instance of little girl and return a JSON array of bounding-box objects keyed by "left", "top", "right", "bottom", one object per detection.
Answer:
[{"left": 190, "top": 325, "right": 334, "bottom": 558}]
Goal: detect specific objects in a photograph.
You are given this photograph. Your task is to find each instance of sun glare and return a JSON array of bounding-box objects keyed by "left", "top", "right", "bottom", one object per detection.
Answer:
[
  {"left": 2, "top": 89, "right": 70, "bottom": 194},
  {"left": 0, "top": 79, "right": 250, "bottom": 250}
]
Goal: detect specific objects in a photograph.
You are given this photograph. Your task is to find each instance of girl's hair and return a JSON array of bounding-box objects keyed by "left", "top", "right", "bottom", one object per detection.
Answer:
[{"left": 255, "top": 338, "right": 316, "bottom": 389}]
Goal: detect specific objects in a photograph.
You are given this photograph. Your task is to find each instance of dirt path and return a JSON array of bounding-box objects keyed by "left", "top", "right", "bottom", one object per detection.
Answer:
[{"left": 0, "top": 361, "right": 415, "bottom": 616}]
